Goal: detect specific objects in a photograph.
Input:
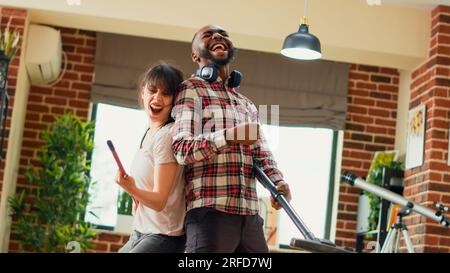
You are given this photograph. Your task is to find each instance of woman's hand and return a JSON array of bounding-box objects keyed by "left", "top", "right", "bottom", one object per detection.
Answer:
[{"left": 115, "top": 171, "right": 137, "bottom": 195}]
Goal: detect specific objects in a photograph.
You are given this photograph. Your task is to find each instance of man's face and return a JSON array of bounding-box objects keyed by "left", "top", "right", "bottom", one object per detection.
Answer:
[{"left": 192, "top": 25, "right": 235, "bottom": 66}]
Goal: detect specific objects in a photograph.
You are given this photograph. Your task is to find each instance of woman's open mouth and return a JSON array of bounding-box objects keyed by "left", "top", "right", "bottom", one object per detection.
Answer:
[{"left": 150, "top": 104, "right": 163, "bottom": 114}]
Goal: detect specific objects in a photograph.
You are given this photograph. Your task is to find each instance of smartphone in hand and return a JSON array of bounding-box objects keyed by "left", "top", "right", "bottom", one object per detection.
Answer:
[{"left": 106, "top": 140, "right": 128, "bottom": 177}]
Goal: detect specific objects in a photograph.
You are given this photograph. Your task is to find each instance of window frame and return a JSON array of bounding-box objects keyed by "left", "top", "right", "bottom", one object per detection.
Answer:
[{"left": 323, "top": 130, "right": 339, "bottom": 240}]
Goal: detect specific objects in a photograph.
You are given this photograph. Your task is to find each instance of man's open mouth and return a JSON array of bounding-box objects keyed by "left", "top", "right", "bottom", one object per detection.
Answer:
[{"left": 210, "top": 42, "right": 228, "bottom": 53}]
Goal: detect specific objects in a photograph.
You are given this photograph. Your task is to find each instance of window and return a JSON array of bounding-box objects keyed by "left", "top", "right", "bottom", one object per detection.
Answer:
[
  {"left": 258, "top": 125, "right": 335, "bottom": 246},
  {"left": 85, "top": 103, "right": 147, "bottom": 228}
]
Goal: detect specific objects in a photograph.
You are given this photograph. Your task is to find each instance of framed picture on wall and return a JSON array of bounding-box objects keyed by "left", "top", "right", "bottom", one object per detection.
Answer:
[{"left": 405, "top": 104, "right": 426, "bottom": 169}]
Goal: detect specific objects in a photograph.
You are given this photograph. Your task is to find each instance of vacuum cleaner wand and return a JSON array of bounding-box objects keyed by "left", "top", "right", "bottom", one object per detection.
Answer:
[{"left": 254, "top": 165, "right": 353, "bottom": 253}]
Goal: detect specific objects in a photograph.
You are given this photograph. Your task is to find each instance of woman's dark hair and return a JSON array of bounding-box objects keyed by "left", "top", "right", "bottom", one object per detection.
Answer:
[{"left": 138, "top": 62, "right": 184, "bottom": 126}]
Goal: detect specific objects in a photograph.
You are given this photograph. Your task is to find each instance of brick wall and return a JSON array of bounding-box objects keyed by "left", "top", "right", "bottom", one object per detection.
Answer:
[
  {"left": 88, "top": 233, "right": 129, "bottom": 253},
  {"left": 4, "top": 21, "right": 133, "bottom": 252},
  {"left": 0, "top": 7, "right": 27, "bottom": 202},
  {"left": 402, "top": 5, "right": 450, "bottom": 253},
  {"left": 8, "top": 25, "right": 97, "bottom": 252},
  {"left": 336, "top": 64, "right": 400, "bottom": 250}
]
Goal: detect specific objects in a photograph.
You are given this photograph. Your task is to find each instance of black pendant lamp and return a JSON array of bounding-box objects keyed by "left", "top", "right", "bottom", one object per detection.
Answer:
[{"left": 281, "top": 0, "right": 322, "bottom": 60}]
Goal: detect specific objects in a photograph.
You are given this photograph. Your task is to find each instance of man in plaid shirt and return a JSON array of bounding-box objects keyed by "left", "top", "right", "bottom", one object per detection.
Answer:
[{"left": 171, "top": 25, "right": 291, "bottom": 253}]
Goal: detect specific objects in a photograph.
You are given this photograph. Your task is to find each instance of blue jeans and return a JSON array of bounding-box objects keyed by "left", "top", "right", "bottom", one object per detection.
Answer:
[{"left": 118, "top": 231, "right": 186, "bottom": 253}]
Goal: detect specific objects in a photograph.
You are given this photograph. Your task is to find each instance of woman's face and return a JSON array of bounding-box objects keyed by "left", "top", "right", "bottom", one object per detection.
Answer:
[{"left": 141, "top": 83, "right": 174, "bottom": 125}]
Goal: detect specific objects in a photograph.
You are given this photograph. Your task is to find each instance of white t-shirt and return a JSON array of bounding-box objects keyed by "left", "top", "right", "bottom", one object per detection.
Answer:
[{"left": 130, "top": 123, "right": 185, "bottom": 236}]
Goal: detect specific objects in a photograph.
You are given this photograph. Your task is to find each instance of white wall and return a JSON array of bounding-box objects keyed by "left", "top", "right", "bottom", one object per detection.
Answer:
[{"left": 394, "top": 70, "right": 413, "bottom": 161}]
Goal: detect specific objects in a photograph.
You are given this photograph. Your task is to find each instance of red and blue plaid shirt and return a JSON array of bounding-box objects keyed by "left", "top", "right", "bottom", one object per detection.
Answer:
[{"left": 171, "top": 76, "right": 284, "bottom": 215}]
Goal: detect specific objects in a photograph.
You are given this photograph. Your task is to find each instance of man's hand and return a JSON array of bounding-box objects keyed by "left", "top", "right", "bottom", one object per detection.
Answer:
[
  {"left": 270, "top": 181, "right": 291, "bottom": 210},
  {"left": 226, "top": 123, "right": 259, "bottom": 145},
  {"left": 115, "top": 171, "right": 137, "bottom": 195}
]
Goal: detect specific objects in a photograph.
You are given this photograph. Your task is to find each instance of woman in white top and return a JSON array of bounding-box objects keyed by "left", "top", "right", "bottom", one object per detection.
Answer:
[{"left": 117, "top": 63, "right": 185, "bottom": 253}]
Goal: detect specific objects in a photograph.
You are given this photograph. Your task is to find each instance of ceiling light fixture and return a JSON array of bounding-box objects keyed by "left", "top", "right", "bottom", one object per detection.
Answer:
[{"left": 281, "top": 0, "right": 322, "bottom": 60}]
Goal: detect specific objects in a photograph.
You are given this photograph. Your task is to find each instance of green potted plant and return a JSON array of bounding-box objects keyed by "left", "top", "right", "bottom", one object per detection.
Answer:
[
  {"left": 8, "top": 112, "right": 97, "bottom": 252},
  {"left": 0, "top": 17, "right": 21, "bottom": 89},
  {"left": 115, "top": 190, "right": 134, "bottom": 234},
  {"left": 364, "top": 151, "right": 403, "bottom": 233},
  {"left": 0, "top": 17, "right": 21, "bottom": 59}
]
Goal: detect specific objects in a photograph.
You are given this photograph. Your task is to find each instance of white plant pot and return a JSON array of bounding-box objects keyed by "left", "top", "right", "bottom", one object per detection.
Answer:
[{"left": 115, "top": 214, "right": 134, "bottom": 234}]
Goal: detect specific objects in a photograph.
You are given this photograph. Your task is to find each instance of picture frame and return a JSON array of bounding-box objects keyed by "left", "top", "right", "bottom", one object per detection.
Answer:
[{"left": 405, "top": 104, "right": 426, "bottom": 169}]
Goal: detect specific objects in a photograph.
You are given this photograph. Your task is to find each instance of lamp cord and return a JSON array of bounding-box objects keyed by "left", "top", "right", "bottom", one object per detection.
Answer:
[{"left": 304, "top": 0, "right": 308, "bottom": 18}]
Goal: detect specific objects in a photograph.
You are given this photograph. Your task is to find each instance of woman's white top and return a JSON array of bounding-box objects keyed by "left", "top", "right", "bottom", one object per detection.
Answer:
[{"left": 130, "top": 123, "right": 185, "bottom": 236}]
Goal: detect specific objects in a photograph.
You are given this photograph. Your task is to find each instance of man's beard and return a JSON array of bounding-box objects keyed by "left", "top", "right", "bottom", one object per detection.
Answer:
[{"left": 199, "top": 47, "right": 236, "bottom": 67}]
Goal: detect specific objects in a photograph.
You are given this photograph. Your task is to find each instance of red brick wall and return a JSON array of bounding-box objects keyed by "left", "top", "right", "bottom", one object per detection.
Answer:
[
  {"left": 0, "top": 7, "right": 27, "bottom": 201},
  {"left": 8, "top": 25, "right": 97, "bottom": 252},
  {"left": 4, "top": 21, "right": 133, "bottom": 253},
  {"left": 402, "top": 5, "right": 450, "bottom": 253},
  {"left": 89, "top": 233, "right": 130, "bottom": 253},
  {"left": 336, "top": 64, "right": 400, "bottom": 250}
]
